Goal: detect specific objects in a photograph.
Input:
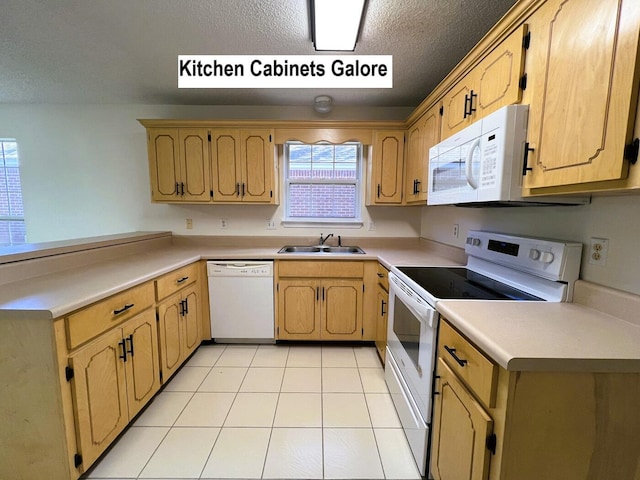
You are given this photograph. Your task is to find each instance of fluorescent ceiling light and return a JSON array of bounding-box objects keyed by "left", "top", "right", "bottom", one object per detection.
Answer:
[{"left": 312, "top": 0, "right": 366, "bottom": 51}]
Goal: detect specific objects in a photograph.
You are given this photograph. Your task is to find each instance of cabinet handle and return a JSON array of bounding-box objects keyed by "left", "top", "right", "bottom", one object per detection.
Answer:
[
  {"left": 118, "top": 339, "right": 127, "bottom": 362},
  {"left": 444, "top": 345, "right": 468, "bottom": 367},
  {"left": 377, "top": 273, "right": 384, "bottom": 278},
  {"left": 113, "top": 303, "right": 134, "bottom": 315},
  {"left": 522, "top": 142, "right": 534, "bottom": 176},
  {"left": 377, "top": 184, "right": 381, "bottom": 198},
  {"left": 183, "top": 298, "right": 189, "bottom": 315},
  {"left": 126, "top": 334, "right": 134, "bottom": 357},
  {"left": 463, "top": 94, "right": 470, "bottom": 118},
  {"left": 175, "top": 182, "right": 180, "bottom": 195},
  {"left": 414, "top": 179, "right": 421, "bottom": 195},
  {"left": 181, "top": 182, "right": 185, "bottom": 196},
  {"left": 179, "top": 299, "right": 185, "bottom": 316},
  {"left": 316, "top": 286, "right": 320, "bottom": 301},
  {"left": 381, "top": 299, "right": 387, "bottom": 316},
  {"left": 241, "top": 183, "right": 245, "bottom": 197},
  {"left": 469, "top": 90, "right": 477, "bottom": 114},
  {"left": 236, "top": 183, "right": 240, "bottom": 196},
  {"left": 176, "top": 276, "right": 189, "bottom": 284}
]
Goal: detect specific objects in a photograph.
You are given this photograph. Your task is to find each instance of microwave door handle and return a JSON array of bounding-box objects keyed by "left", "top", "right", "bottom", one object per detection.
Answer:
[{"left": 465, "top": 138, "right": 481, "bottom": 189}]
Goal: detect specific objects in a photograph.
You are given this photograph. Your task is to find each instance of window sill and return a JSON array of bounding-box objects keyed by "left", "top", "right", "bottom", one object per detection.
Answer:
[{"left": 281, "top": 220, "right": 364, "bottom": 229}]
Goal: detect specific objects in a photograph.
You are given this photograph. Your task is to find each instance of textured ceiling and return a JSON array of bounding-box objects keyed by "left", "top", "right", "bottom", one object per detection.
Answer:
[{"left": 0, "top": 0, "right": 518, "bottom": 107}]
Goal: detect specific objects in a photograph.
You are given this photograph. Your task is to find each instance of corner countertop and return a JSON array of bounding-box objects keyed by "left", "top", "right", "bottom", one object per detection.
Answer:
[
  {"left": 437, "top": 283, "right": 640, "bottom": 373},
  {"left": 0, "top": 235, "right": 464, "bottom": 320}
]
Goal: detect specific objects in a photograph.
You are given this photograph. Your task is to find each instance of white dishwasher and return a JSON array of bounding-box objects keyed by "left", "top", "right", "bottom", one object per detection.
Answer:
[{"left": 207, "top": 261, "right": 275, "bottom": 343}]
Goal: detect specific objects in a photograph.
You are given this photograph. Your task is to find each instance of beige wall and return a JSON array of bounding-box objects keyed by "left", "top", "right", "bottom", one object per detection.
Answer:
[
  {"left": 420, "top": 195, "right": 640, "bottom": 295},
  {"left": 0, "top": 103, "right": 417, "bottom": 243}
]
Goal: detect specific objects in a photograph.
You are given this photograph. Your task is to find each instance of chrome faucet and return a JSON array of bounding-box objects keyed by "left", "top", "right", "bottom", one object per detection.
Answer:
[{"left": 319, "top": 233, "right": 334, "bottom": 245}]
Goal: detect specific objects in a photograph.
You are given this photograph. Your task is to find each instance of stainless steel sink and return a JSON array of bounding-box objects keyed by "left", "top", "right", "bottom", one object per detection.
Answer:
[{"left": 278, "top": 245, "right": 365, "bottom": 254}]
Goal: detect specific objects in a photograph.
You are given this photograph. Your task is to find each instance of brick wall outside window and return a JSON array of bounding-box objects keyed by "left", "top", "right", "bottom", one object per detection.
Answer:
[{"left": 0, "top": 140, "right": 26, "bottom": 246}]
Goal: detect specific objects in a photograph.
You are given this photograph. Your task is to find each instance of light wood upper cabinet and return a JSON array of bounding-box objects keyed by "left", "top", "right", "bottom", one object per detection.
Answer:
[
  {"left": 523, "top": 0, "right": 640, "bottom": 191},
  {"left": 211, "top": 128, "right": 276, "bottom": 203},
  {"left": 147, "top": 128, "right": 211, "bottom": 202},
  {"left": 404, "top": 104, "right": 442, "bottom": 204},
  {"left": 441, "top": 25, "right": 528, "bottom": 139},
  {"left": 368, "top": 130, "right": 405, "bottom": 204}
]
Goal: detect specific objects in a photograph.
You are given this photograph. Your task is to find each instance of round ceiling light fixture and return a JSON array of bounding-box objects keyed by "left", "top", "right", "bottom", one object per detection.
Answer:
[{"left": 314, "top": 95, "right": 333, "bottom": 114}]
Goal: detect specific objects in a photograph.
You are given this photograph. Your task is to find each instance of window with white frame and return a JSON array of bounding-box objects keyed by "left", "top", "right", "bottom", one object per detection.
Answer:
[
  {"left": 284, "top": 142, "right": 362, "bottom": 223},
  {"left": 0, "top": 140, "right": 26, "bottom": 246}
]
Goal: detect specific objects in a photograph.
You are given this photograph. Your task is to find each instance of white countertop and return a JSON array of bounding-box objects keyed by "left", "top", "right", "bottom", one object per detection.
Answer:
[
  {"left": 3, "top": 232, "right": 640, "bottom": 374},
  {"left": 437, "top": 299, "right": 640, "bottom": 373}
]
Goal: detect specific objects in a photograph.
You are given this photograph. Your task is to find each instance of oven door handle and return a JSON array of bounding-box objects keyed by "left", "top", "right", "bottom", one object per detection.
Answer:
[{"left": 390, "top": 282, "right": 436, "bottom": 329}]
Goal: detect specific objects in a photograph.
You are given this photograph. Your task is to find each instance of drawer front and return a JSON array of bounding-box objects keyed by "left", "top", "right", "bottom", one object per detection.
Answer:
[
  {"left": 377, "top": 263, "right": 389, "bottom": 291},
  {"left": 438, "top": 320, "right": 498, "bottom": 408},
  {"left": 155, "top": 262, "right": 199, "bottom": 301},
  {"left": 277, "top": 261, "right": 364, "bottom": 278},
  {"left": 66, "top": 282, "right": 155, "bottom": 350}
]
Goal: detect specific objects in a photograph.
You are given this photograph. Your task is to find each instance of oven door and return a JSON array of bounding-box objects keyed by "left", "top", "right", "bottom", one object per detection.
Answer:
[{"left": 386, "top": 273, "right": 438, "bottom": 422}]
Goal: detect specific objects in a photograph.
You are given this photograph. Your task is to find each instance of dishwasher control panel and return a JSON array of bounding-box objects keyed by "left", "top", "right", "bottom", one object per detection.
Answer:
[{"left": 207, "top": 261, "right": 273, "bottom": 277}]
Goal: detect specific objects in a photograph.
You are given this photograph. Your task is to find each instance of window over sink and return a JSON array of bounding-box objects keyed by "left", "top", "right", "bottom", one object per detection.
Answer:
[{"left": 283, "top": 141, "right": 362, "bottom": 225}]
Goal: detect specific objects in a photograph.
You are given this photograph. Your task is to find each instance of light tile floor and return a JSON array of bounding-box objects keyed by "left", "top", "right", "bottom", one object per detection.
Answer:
[{"left": 84, "top": 344, "right": 422, "bottom": 480}]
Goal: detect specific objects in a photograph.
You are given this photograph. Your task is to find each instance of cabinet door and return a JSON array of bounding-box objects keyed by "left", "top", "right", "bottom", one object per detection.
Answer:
[
  {"left": 441, "top": 78, "right": 474, "bottom": 139},
  {"left": 524, "top": 0, "right": 640, "bottom": 189},
  {"left": 370, "top": 130, "right": 405, "bottom": 204},
  {"left": 277, "top": 279, "right": 321, "bottom": 340},
  {"left": 431, "top": 358, "right": 493, "bottom": 480},
  {"left": 182, "top": 285, "right": 201, "bottom": 357},
  {"left": 241, "top": 130, "right": 274, "bottom": 202},
  {"left": 69, "top": 328, "right": 129, "bottom": 469},
  {"left": 321, "top": 279, "right": 363, "bottom": 340},
  {"left": 157, "top": 292, "right": 183, "bottom": 381},
  {"left": 179, "top": 128, "right": 211, "bottom": 202},
  {"left": 148, "top": 128, "right": 180, "bottom": 201},
  {"left": 211, "top": 129, "right": 242, "bottom": 202},
  {"left": 405, "top": 104, "right": 441, "bottom": 204},
  {"left": 122, "top": 309, "right": 160, "bottom": 419},
  {"left": 375, "top": 287, "right": 388, "bottom": 362},
  {"left": 474, "top": 24, "right": 527, "bottom": 119}
]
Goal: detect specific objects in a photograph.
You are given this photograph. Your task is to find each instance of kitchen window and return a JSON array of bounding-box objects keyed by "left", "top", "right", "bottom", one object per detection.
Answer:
[
  {"left": 284, "top": 142, "right": 362, "bottom": 225},
  {"left": 0, "top": 139, "right": 26, "bottom": 246}
]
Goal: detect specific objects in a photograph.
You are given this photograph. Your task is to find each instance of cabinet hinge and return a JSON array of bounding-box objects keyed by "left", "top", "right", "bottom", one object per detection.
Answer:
[
  {"left": 624, "top": 138, "right": 639, "bottom": 165},
  {"left": 65, "top": 366, "right": 74, "bottom": 382},
  {"left": 439, "top": 105, "right": 444, "bottom": 116},
  {"left": 523, "top": 31, "right": 531, "bottom": 49},
  {"left": 519, "top": 73, "right": 527, "bottom": 91},
  {"left": 74, "top": 453, "right": 83, "bottom": 468},
  {"left": 486, "top": 433, "right": 497, "bottom": 455}
]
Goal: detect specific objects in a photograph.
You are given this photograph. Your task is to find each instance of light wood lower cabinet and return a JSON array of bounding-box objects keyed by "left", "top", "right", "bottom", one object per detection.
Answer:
[
  {"left": 276, "top": 260, "right": 372, "bottom": 341},
  {"left": 69, "top": 309, "right": 159, "bottom": 469},
  {"left": 432, "top": 319, "right": 640, "bottom": 480},
  {"left": 375, "top": 263, "right": 389, "bottom": 362},
  {"left": 157, "top": 283, "right": 201, "bottom": 381},
  {"left": 277, "top": 278, "right": 363, "bottom": 341}
]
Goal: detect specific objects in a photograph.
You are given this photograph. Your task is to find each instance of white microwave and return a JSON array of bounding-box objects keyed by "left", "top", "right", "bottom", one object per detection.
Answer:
[{"left": 427, "top": 105, "right": 589, "bottom": 206}]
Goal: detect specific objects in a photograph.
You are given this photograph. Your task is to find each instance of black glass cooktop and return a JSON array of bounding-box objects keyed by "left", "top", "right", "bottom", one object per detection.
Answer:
[{"left": 397, "top": 267, "right": 543, "bottom": 301}]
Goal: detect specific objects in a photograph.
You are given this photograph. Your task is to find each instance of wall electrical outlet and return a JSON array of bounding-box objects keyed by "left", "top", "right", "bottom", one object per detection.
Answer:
[
  {"left": 220, "top": 218, "right": 228, "bottom": 229},
  {"left": 588, "top": 237, "right": 609, "bottom": 266},
  {"left": 266, "top": 219, "right": 276, "bottom": 230},
  {"left": 186, "top": 218, "right": 193, "bottom": 230},
  {"left": 453, "top": 224, "right": 459, "bottom": 238}
]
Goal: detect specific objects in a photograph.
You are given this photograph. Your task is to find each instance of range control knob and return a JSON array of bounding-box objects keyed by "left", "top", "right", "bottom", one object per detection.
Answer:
[
  {"left": 540, "top": 251, "right": 554, "bottom": 263},
  {"left": 466, "top": 237, "right": 481, "bottom": 247},
  {"left": 529, "top": 249, "right": 541, "bottom": 260}
]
